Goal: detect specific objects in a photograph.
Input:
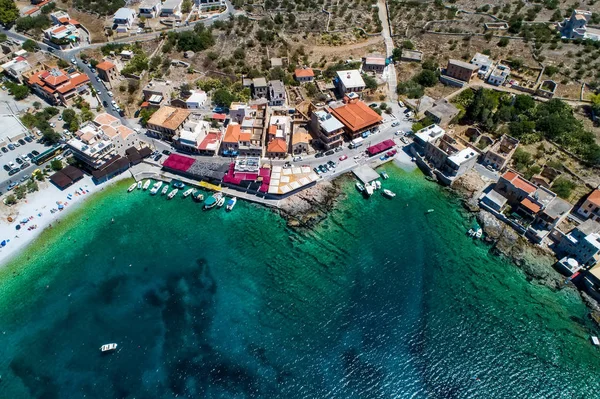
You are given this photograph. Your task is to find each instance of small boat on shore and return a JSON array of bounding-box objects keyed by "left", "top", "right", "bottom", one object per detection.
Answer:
[
  {"left": 167, "top": 188, "right": 178, "bottom": 199},
  {"left": 380, "top": 171, "right": 389, "bottom": 180},
  {"left": 356, "top": 182, "right": 365, "bottom": 192},
  {"left": 365, "top": 183, "right": 374, "bottom": 197},
  {"left": 137, "top": 181, "right": 142, "bottom": 189},
  {"left": 143, "top": 180, "right": 151, "bottom": 190},
  {"left": 193, "top": 191, "right": 204, "bottom": 202},
  {"left": 161, "top": 185, "right": 169, "bottom": 195},
  {"left": 100, "top": 343, "right": 117, "bottom": 352},
  {"left": 204, "top": 192, "right": 222, "bottom": 210},
  {"left": 150, "top": 181, "right": 163, "bottom": 195},
  {"left": 383, "top": 189, "right": 396, "bottom": 198},
  {"left": 216, "top": 196, "right": 226, "bottom": 208},
  {"left": 127, "top": 183, "right": 137, "bottom": 192},
  {"left": 226, "top": 197, "right": 237, "bottom": 211},
  {"left": 182, "top": 188, "right": 195, "bottom": 198}
]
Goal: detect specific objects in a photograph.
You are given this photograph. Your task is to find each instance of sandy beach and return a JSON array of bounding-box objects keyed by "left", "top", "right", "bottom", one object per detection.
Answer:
[{"left": 0, "top": 173, "right": 131, "bottom": 266}]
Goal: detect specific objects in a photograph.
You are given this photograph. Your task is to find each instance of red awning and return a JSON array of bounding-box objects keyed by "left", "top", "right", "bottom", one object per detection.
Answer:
[
  {"left": 367, "top": 139, "right": 395, "bottom": 156},
  {"left": 162, "top": 154, "right": 195, "bottom": 172}
]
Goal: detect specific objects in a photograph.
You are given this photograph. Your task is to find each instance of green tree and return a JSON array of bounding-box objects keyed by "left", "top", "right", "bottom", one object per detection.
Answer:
[
  {"left": 4, "top": 194, "right": 16, "bottom": 205},
  {"left": 5, "top": 82, "right": 29, "bottom": 100},
  {"left": 0, "top": 0, "right": 19, "bottom": 26},
  {"left": 14, "top": 185, "right": 26, "bottom": 199},
  {"left": 0, "top": 33, "right": 7, "bottom": 42},
  {"left": 498, "top": 37, "right": 510, "bottom": 47},
  {"left": 414, "top": 69, "right": 438, "bottom": 87},
  {"left": 50, "top": 159, "right": 63, "bottom": 171},
  {"left": 22, "top": 39, "right": 38, "bottom": 52},
  {"left": 182, "top": 0, "right": 192, "bottom": 13},
  {"left": 552, "top": 177, "right": 576, "bottom": 199},
  {"left": 61, "top": 108, "right": 77, "bottom": 125},
  {"left": 512, "top": 148, "right": 534, "bottom": 171},
  {"left": 32, "top": 101, "right": 42, "bottom": 110},
  {"left": 213, "top": 88, "right": 234, "bottom": 107},
  {"left": 362, "top": 74, "right": 378, "bottom": 90},
  {"left": 402, "top": 40, "right": 415, "bottom": 50}
]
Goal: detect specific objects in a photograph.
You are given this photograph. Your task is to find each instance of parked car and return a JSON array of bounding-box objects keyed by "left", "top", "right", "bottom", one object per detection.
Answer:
[
  {"left": 1, "top": 147, "right": 7, "bottom": 153},
  {"left": 391, "top": 121, "right": 400, "bottom": 127},
  {"left": 24, "top": 136, "right": 33, "bottom": 143},
  {"left": 339, "top": 155, "right": 348, "bottom": 161},
  {"left": 20, "top": 175, "right": 29, "bottom": 182},
  {"left": 315, "top": 152, "right": 324, "bottom": 158},
  {"left": 21, "top": 162, "right": 30, "bottom": 169},
  {"left": 21, "top": 154, "right": 29, "bottom": 162},
  {"left": 313, "top": 167, "right": 321, "bottom": 175},
  {"left": 15, "top": 158, "right": 23, "bottom": 165},
  {"left": 3, "top": 164, "right": 10, "bottom": 171},
  {"left": 18, "top": 139, "right": 26, "bottom": 145},
  {"left": 54, "top": 155, "right": 63, "bottom": 161},
  {"left": 398, "top": 100, "right": 405, "bottom": 107},
  {"left": 293, "top": 156, "right": 302, "bottom": 162},
  {"left": 70, "top": 57, "right": 77, "bottom": 64},
  {"left": 153, "top": 154, "right": 163, "bottom": 162},
  {"left": 369, "top": 103, "right": 378, "bottom": 108},
  {"left": 162, "top": 150, "right": 171, "bottom": 155},
  {"left": 27, "top": 153, "right": 34, "bottom": 159},
  {"left": 103, "top": 100, "right": 108, "bottom": 107},
  {"left": 335, "top": 146, "right": 343, "bottom": 152},
  {"left": 31, "top": 150, "right": 40, "bottom": 156},
  {"left": 9, "top": 168, "right": 19, "bottom": 175},
  {"left": 50, "top": 122, "right": 56, "bottom": 128},
  {"left": 97, "top": 91, "right": 101, "bottom": 95},
  {"left": 395, "top": 130, "right": 403, "bottom": 136},
  {"left": 7, "top": 182, "right": 17, "bottom": 190},
  {"left": 107, "top": 91, "right": 114, "bottom": 97},
  {"left": 324, "top": 150, "right": 334, "bottom": 156},
  {"left": 13, "top": 142, "right": 20, "bottom": 147}
]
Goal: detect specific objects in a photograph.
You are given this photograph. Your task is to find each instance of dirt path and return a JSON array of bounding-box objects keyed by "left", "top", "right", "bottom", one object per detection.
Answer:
[{"left": 310, "top": 36, "right": 383, "bottom": 57}]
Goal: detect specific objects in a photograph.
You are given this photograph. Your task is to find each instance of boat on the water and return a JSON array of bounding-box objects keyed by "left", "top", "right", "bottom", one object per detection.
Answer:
[
  {"left": 193, "top": 191, "right": 204, "bottom": 202},
  {"left": 204, "top": 192, "right": 222, "bottom": 210},
  {"left": 373, "top": 180, "right": 381, "bottom": 190},
  {"left": 592, "top": 336, "right": 600, "bottom": 346},
  {"left": 365, "top": 183, "right": 374, "bottom": 197},
  {"left": 142, "top": 180, "right": 151, "bottom": 190},
  {"left": 426, "top": 209, "right": 434, "bottom": 214},
  {"left": 468, "top": 222, "right": 483, "bottom": 239},
  {"left": 216, "top": 196, "right": 226, "bottom": 208},
  {"left": 356, "top": 182, "right": 365, "bottom": 192},
  {"left": 149, "top": 181, "right": 163, "bottom": 195},
  {"left": 167, "top": 188, "right": 178, "bottom": 199},
  {"left": 100, "top": 343, "right": 117, "bottom": 352},
  {"left": 182, "top": 188, "right": 195, "bottom": 198},
  {"left": 172, "top": 180, "right": 185, "bottom": 189},
  {"left": 137, "top": 181, "right": 142, "bottom": 189},
  {"left": 226, "top": 197, "right": 237, "bottom": 211},
  {"left": 380, "top": 171, "right": 389, "bottom": 180},
  {"left": 383, "top": 189, "right": 396, "bottom": 198},
  {"left": 161, "top": 185, "right": 169, "bottom": 195},
  {"left": 127, "top": 183, "right": 137, "bottom": 192}
]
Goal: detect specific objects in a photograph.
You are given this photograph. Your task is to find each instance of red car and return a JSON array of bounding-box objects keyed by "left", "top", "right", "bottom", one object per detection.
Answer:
[{"left": 339, "top": 155, "right": 348, "bottom": 161}]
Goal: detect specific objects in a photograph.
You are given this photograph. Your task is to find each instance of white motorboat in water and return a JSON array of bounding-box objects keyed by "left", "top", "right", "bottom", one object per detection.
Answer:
[
  {"left": 167, "top": 188, "right": 178, "bottom": 199},
  {"left": 383, "top": 189, "right": 396, "bottom": 198},
  {"left": 142, "top": 180, "right": 151, "bottom": 190},
  {"left": 149, "top": 181, "right": 163, "bottom": 195},
  {"left": 216, "top": 196, "right": 226, "bottom": 208},
  {"left": 356, "top": 182, "right": 365, "bottom": 192},
  {"left": 137, "top": 181, "right": 142, "bottom": 189},
  {"left": 365, "top": 183, "right": 374, "bottom": 197},
  {"left": 226, "top": 197, "right": 237, "bottom": 211},
  {"left": 182, "top": 188, "right": 195, "bottom": 198},
  {"left": 100, "top": 343, "right": 117, "bottom": 352},
  {"left": 373, "top": 180, "right": 381, "bottom": 190},
  {"left": 161, "top": 185, "right": 169, "bottom": 195},
  {"left": 127, "top": 183, "right": 137, "bottom": 192}
]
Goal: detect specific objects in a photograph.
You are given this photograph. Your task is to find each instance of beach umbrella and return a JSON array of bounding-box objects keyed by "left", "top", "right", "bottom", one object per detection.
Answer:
[
  {"left": 1, "top": 240, "right": 5, "bottom": 247},
  {"left": 15, "top": 225, "right": 20, "bottom": 230},
  {"left": 21, "top": 218, "right": 29, "bottom": 224},
  {"left": 58, "top": 204, "right": 64, "bottom": 210}
]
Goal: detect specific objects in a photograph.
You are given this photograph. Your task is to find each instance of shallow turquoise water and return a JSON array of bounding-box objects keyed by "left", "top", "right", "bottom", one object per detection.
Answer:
[{"left": 1, "top": 166, "right": 599, "bottom": 398}]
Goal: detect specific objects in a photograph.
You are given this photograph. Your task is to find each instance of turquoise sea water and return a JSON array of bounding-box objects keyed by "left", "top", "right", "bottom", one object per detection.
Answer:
[{"left": 1, "top": 165, "right": 600, "bottom": 398}]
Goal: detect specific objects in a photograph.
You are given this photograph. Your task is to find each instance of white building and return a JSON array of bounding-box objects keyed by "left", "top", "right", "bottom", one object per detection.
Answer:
[
  {"left": 1, "top": 56, "right": 30, "bottom": 83},
  {"left": 67, "top": 124, "right": 116, "bottom": 169},
  {"left": 557, "top": 219, "right": 600, "bottom": 266},
  {"left": 161, "top": 0, "right": 183, "bottom": 17},
  {"left": 487, "top": 64, "right": 510, "bottom": 86},
  {"left": 113, "top": 8, "right": 136, "bottom": 32},
  {"left": 413, "top": 124, "right": 445, "bottom": 149},
  {"left": 336, "top": 70, "right": 366, "bottom": 94},
  {"left": 139, "top": 0, "right": 162, "bottom": 18},
  {"left": 185, "top": 90, "right": 207, "bottom": 109},
  {"left": 196, "top": 0, "right": 226, "bottom": 11},
  {"left": 470, "top": 52, "right": 494, "bottom": 79}
]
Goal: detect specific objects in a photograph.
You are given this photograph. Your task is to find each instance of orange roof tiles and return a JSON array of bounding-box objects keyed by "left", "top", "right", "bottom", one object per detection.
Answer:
[
  {"left": 329, "top": 100, "right": 382, "bottom": 132},
  {"left": 295, "top": 68, "right": 314, "bottom": 78},
  {"left": 24, "top": 8, "right": 39, "bottom": 15},
  {"left": 52, "top": 25, "right": 67, "bottom": 34},
  {"left": 267, "top": 138, "right": 287, "bottom": 153},
  {"left": 96, "top": 61, "right": 115, "bottom": 72},
  {"left": 100, "top": 125, "right": 118, "bottom": 138},
  {"left": 94, "top": 113, "right": 119, "bottom": 126},
  {"left": 58, "top": 17, "right": 69, "bottom": 23},
  {"left": 223, "top": 123, "right": 241, "bottom": 143},
  {"left": 239, "top": 132, "right": 252, "bottom": 142},
  {"left": 147, "top": 106, "right": 191, "bottom": 131},
  {"left": 268, "top": 125, "right": 277, "bottom": 135},
  {"left": 292, "top": 131, "right": 311, "bottom": 145},
  {"left": 43, "top": 72, "right": 69, "bottom": 87},
  {"left": 520, "top": 198, "right": 541, "bottom": 213},
  {"left": 68, "top": 19, "right": 80, "bottom": 25},
  {"left": 501, "top": 170, "right": 536, "bottom": 194},
  {"left": 587, "top": 189, "right": 600, "bottom": 207},
  {"left": 502, "top": 170, "right": 517, "bottom": 181}
]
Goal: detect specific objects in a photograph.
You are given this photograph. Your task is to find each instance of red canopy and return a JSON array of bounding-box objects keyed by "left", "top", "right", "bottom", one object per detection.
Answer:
[
  {"left": 162, "top": 154, "right": 195, "bottom": 172},
  {"left": 367, "top": 139, "right": 395, "bottom": 156}
]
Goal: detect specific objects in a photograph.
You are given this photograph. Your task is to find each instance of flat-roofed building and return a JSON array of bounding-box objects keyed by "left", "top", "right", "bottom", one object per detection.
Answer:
[
  {"left": 139, "top": 0, "right": 162, "bottom": 18},
  {"left": 470, "top": 52, "right": 494, "bottom": 78},
  {"left": 0, "top": 114, "right": 29, "bottom": 147},
  {"left": 146, "top": 106, "right": 191, "bottom": 141},
  {"left": 175, "top": 120, "right": 222, "bottom": 155},
  {"left": 482, "top": 134, "right": 519, "bottom": 171},
  {"left": 67, "top": 123, "right": 116, "bottom": 169},
  {"left": 424, "top": 99, "right": 459, "bottom": 127},
  {"left": 362, "top": 54, "right": 386, "bottom": 74},
  {"left": 196, "top": 0, "right": 226, "bottom": 11},
  {"left": 268, "top": 80, "right": 286, "bottom": 106},
  {"left": 161, "top": 0, "right": 183, "bottom": 17},
  {"left": 578, "top": 189, "right": 600, "bottom": 222},
  {"left": 310, "top": 109, "right": 345, "bottom": 150},
  {"left": 445, "top": 59, "right": 479, "bottom": 82},
  {"left": 557, "top": 219, "right": 600, "bottom": 266},
  {"left": 335, "top": 70, "right": 366, "bottom": 94},
  {"left": 113, "top": 8, "right": 136, "bottom": 32},
  {"left": 185, "top": 90, "right": 207, "bottom": 109},
  {"left": 423, "top": 133, "right": 478, "bottom": 185}
]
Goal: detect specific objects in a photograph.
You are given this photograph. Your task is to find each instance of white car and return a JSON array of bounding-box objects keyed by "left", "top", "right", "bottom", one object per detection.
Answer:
[
  {"left": 398, "top": 100, "right": 405, "bottom": 107},
  {"left": 293, "top": 156, "right": 302, "bottom": 162},
  {"left": 107, "top": 91, "right": 113, "bottom": 97},
  {"left": 54, "top": 155, "right": 63, "bottom": 161},
  {"left": 97, "top": 91, "right": 101, "bottom": 95}
]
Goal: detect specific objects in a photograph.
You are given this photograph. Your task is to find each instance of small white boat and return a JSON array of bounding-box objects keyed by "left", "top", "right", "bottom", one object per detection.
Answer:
[
  {"left": 127, "top": 183, "right": 137, "bottom": 192},
  {"left": 226, "top": 197, "right": 237, "bottom": 211},
  {"left": 161, "top": 185, "right": 169, "bottom": 195},
  {"left": 592, "top": 336, "right": 600, "bottom": 346},
  {"left": 373, "top": 180, "right": 381, "bottom": 190},
  {"left": 167, "top": 188, "right": 178, "bottom": 199},
  {"left": 137, "top": 181, "right": 142, "bottom": 190},
  {"left": 380, "top": 171, "right": 389, "bottom": 180},
  {"left": 365, "top": 183, "right": 374, "bottom": 197},
  {"left": 100, "top": 343, "right": 117, "bottom": 352},
  {"left": 383, "top": 189, "right": 396, "bottom": 198},
  {"left": 426, "top": 209, "right": 434, "bottom": 214},
  {"left": 149, "top": 181, "right": 163, "bottom": 195},
  {"left": 356, "top": 182, "right": 365, "bottom": 192},
  {"left": 216, "top": 196, "right": 226, "bottom": 208},
  {"left": 182, "top": 188, "right": 195, "bottom": 198},
  {"left": 143, "top": 180, "right": 151, "bottom": 190},
  {"left": 475, "top": 229, "right": 483, "bottom": 239}
]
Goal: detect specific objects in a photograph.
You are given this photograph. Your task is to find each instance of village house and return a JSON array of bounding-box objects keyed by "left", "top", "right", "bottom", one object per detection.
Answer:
[
  {"left": 470, "top": 53, "right": 494, "bottom": 79},
  {"left": 481, "top": 134, "right": 519, "bottom": 171},
  {"left": 310, "top": 108, "right": 345, "bottom": 150},
  {"left": 577, "top": 189, "right": 600, "bottom": 222},
  {"left": 412, "top": 124, "right": 445, "bottom": 151},
  {"left": 294, "top": 68, "right": 314, "bottom": 83},
  {"left": 251, "top": 77, "right": 268, "bottom": 100},
  {"left": 424, "top": 99, "right": 459, "bottom": 127},
  {"left": 1, "top": 55, "right": 31, "bottom": 83},
  {"left": 291, "top": 127, "right": 312, "bottom": 155},
  {"left": 221, "top": 122, "right": 263, "bottom": 157},
  {"left": 27, "top": 66, "right": 90, "bottom": 105},
  {"left": 328, "top": 98, "right": 382, "bottom": 140},
  {"left": 67, "top": 123, "right": 116, "bottom": 169},
  {"left": 43, "top": 23, "right": 80, "bottom": 47},
  {"left": 445, "top": 59, "right": 479, "bottom": 83},
  {"left": 487, "top": 64, "right": 510, "bottom": 86},
  {"left": 146, "top": 106, "right": 191, "bottom": 141},
  {"left": 537, "top": 80, "right": 557, "bottom": 99},
  {"left": 95, "top": 60, "right": 118, "bottom": 86},
  {"left": 361, "top": 54, "right": 386, "bottom": 74},
  {"left": 266, "top": 114, "right": 290, "bottom": 158},
  {"left": 268, "top": 80, "right": 286, "bottom": 107},
  {"left": 400, "top": 50, "right": 423, "bottom": 63},
  {"left": 196, "top": 0, "right": 226, "bottom": 11},
  {"left": 335, "top": 70, "right": 366, "bottom": 94},
  {"left": 161, "top": 0, "right": 183, "bottom": 17},
  {"left": 557, "top": 219, "right": 600, "bottom": 268},
  {"left": 113, "top": 8, "right": 136, "bottom": 32},
  {"left": 175, "top": 119, "right": 222, "bottom": 156},
  {"left": 558, "top": 9, "right": 600, "bottom": 41},
  {"left": 49, "top": 10, "right": 77, "bottom": 26},
  {"left": 185, "top": 90, "right": 207, "bottom": 110},
  {"left": 142, "top": 80, "right": 173, "bottom": 108},
  {"left": 139, "top": 0, "right": 162, "bottom": 18},
  {"left": 422, "top": 132, "right": 479, "bottom": 185}
]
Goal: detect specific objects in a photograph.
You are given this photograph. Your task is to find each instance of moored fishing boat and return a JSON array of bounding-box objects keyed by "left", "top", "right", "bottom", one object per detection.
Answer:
[
  {"left": 355, "top": 182, "right": 365, "bottom": 192},
  {"left": 216, "top": 196, "right": 226, "bottom": 208},
  {"left": 380, "top": 171, "right": 389, "bottom": 180},
  {"left": 167, "top": 188, "right": 178, "bottom": 199},
  {"left": 182, "top": 188, "right": 195, "bottom": 198},
  {"left": 149, "top": 181, "right": 163, "bottom": 195},
  {"left": 127, "top": 183, "right": 137, "bottom": 192},
  {"left": 204, "top": 192, "right": 222, "bottom": 210},
  {"left": 137, "top": 181, "right": 142, "bottom": 189},
  {"left": 226, "top": 197, "right": 237, "bottom": 211},
  {"left": 373, "top": 180, "right": 381, "bottom": 190},
  {"left": 193, "top": 191, "right": 204, "bottom": 202},
  {"left": 161, "top": 185, "right": 168, "bottom": 195},
  {"left": 172, "top": 180, "right": 185, "bottom": 189},
  {"left": 142, "top": 180, "right": 151, "bottom": 190},
  {"left": 100, "top": 343, "right": 117, "bottom": 352},
  {"left": 382, "top": 189, "right": 396, "bottom": 198},
  {"left": 365, "top": 183, "right": 374, "bottom": 197}
]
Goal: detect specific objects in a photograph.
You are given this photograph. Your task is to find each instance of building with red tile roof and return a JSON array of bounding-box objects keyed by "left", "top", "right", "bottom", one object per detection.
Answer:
[
  {"left": 294, "top": 68, "right": 314, "bottom": 82},
  {"left": 329, "top": 99, "right": 383, "bottom": 139},
  {"left": 577, "top": 189, "right": 600, "bottom": 222},
  {"left": 27, "top": 66, "right": 90, "bottom": 105},
  {"left": 266, "top": 138, "right": 288, "bottom": 158},
  {"left": 96, "top": 60, "right": 118, "bottom": 84}
]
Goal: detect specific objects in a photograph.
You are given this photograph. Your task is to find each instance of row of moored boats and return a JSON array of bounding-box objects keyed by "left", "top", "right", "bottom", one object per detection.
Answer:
[
  {"left": 356, "top": 170, "right": 396, "bottom": 199},
  {"left": 127, "top": 180, "right": 237, "bottom": 211}
]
